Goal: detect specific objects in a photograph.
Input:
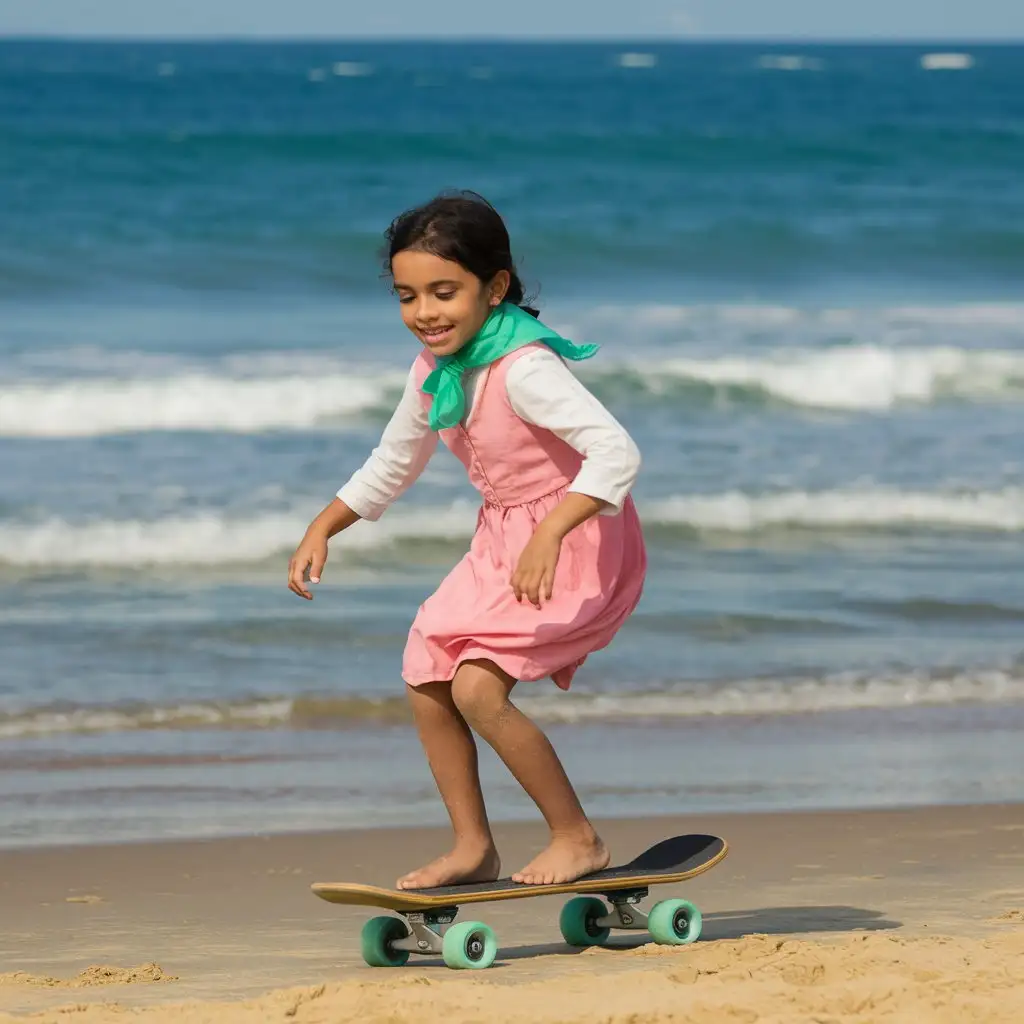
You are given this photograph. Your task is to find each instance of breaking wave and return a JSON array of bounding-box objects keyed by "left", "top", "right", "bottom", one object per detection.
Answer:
[
  {"left": 0, "top": 369, "right": 406, "bottom": 437},
  {"left": 3, "top": 667, "right": 1022, "bottom": 739},
  {"left": 4, "top": 311, "right": 1024, "bottom": 436},
  {"left": 1, "top": 487, "right": 1022, "bottom": 568}
]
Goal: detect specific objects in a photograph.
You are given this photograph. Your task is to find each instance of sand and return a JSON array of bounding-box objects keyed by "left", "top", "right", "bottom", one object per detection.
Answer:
[{"left": 2, "top": 804, "right": 1023, "bottom": 1022}]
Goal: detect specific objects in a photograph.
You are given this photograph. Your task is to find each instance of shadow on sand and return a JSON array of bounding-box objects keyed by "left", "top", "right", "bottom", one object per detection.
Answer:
[{"left": 495, "top": 904, "right": 900, "bottom": 965}]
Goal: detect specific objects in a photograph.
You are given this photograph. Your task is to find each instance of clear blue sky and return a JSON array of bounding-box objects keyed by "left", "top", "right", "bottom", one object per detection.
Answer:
[{"left": 3, "top": 0, "right": 1023, "bottom": 40}]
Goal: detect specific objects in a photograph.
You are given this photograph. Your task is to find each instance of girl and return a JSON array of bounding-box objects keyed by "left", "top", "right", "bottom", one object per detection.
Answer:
[{"left": 288, "top": 192, "right": 645, "bottom": 889}]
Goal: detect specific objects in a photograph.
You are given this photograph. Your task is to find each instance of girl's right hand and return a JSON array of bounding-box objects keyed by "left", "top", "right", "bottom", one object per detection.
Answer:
[{"left": 288, "top": 532, "right": 329, "bottom": 600}]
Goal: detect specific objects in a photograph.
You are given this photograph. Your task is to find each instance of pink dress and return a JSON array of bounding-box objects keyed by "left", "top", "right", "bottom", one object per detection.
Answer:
[{"left": 403, "top": 344, "right": 647, "bottom": 690}]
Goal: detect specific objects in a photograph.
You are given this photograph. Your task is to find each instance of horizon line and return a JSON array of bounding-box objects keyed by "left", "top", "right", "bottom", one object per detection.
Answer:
[{"left": 2, "top": 33, "right": 1023, "bottom": 46}]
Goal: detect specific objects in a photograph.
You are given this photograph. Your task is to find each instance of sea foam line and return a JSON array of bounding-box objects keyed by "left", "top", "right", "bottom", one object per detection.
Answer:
[
  {"left": 0, "top": 370, "right": 406, "bottom": 437},
  {"left": 2, "top": 668, "right": 1022, "bottom": 739},
  {"left": 1, "top": 488, "right": 1023, "bottom": 567},
  {"left": 3, "top": 339, "right": 1024, "bottom": 436},
  {"left": 637, "top": 345, "right": 1024, "bottom": 411}
]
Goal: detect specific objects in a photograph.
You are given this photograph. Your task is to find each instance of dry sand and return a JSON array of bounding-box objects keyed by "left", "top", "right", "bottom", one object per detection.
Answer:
[{"left": 2, "top": 804, "right": 1023, "bottom": 1022}]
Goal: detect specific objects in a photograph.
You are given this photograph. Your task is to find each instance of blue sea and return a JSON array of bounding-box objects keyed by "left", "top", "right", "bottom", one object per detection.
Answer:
[{"left": 2, "top": 41, "right": 1024, "bottom": 848}]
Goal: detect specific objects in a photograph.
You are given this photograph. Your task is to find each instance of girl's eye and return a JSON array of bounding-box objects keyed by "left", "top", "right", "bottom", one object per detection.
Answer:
[
  {"left": 436, "top": 292, "right": 455, "bottom": 301},
  {"left": 398, "top": 295, "right": 414, "bottom": 303}
]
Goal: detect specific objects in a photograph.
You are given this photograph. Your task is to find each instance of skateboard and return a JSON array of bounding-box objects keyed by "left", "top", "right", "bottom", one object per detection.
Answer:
[{"left": 312, "top": 832, "right": 727, "bottom": 970}]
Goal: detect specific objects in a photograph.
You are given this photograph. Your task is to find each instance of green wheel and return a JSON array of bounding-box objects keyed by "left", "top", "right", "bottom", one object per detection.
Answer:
[
  {"left": 647, "top": 899, "right": 702, "bottom": 946},
  {"left": 559, "top": 896, "right": 611, "bottom": 947},
  {"left": 360, "top": 916, "right": 410, "bottom": 967},
  {"left": 441, "top": 921, "right": 498, "bottom": 970}
]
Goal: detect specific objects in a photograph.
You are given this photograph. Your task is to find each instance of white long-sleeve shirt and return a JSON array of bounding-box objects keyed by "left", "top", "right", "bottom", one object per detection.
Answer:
[{"left": 337, "top": 347, "right": 640, "bottom": 521}]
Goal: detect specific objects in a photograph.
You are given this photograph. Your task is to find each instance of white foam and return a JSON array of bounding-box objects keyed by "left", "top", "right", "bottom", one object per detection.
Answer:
[
  {"left": 6, "top": 302, "right": 1024, "bottom": 437},
  {"left": 333, "top": 61, "right": 373, "bottom": 77},
  {"left": 1, "top": 488, "right": 1021, "bottom": 568},
  {"left": 520, "top": 668, "right": 1024, "bottom": 723},
  {"left": 756, "top": 55, "right": 823, "bottom": 72},
  {"left": 0, "top": 501, "right": 478, "bottom": 568},
  {"left": 616, "top": 52, "right": 658, "bottom": 69},
  {"left": 648, "top": 487, "right": 1024, "bottom": 533},
  {"left": 0, "top": 370, "right": 405, "bottom": 437},
  {"left": 5, "top": 343, "right": 1023, "bottom": 437},
  {"left": 644, "top": 345, "right": 1024, "bottom": 410},
  {"left": 0, "top": 698, "right": 296, "bottom": 740},
  {"left": 921, "top": 53, "right": 974, "bottom": 71},
  {"left": 2, "top": 668, "right": 1022, "bottom": 738}
]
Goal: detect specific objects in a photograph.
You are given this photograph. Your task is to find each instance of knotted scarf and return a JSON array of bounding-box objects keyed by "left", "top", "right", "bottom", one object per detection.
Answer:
[{"left": 422, "top": 302, "right": 598, "bottom": 431}]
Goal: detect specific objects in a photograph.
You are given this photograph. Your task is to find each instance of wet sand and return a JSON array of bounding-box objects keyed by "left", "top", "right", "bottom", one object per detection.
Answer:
[{"left": 2, "top": 804, "right": 1023, "bottom": 1022}]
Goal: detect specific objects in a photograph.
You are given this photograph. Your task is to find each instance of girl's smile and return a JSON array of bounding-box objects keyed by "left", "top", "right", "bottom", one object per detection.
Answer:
[{"left": 418, "top": 323, "right": 457, "bottom": 349}]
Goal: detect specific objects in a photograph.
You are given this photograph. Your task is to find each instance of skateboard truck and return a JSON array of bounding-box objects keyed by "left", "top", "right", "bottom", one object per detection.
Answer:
[
  {"left": 597, "top": 887, "right": 650, "bottom": 930},
  {"left": 391, "top": 907, "right": 458, "bottom": 955}
]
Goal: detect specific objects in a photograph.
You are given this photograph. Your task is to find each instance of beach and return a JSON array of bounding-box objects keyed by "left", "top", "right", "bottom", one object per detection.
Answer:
[
  {"left": 3, "top": 38, "right": 1024, "bottom": 1023},
  {"left": 2, "top": 804, "right": 1023, "bottom": 1022}
]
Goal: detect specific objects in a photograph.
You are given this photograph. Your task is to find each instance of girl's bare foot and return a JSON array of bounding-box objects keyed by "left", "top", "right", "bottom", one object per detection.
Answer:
[
  {"left": 396, "top": 843, "right": 501, "bottom": 890},
  {"left": 512, "top": 830, "right": 609, "bottom": 885}
]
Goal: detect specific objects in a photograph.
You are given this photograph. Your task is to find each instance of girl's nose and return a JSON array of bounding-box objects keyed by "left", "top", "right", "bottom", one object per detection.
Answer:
[{"left": 416, "top": 300, "right": 440, "bottom": 323}]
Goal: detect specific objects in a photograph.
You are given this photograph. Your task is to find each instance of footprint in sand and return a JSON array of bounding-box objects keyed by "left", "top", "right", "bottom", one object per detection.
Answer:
[
  {"left": 991, "top": 909, "right": 1024, "bottom": 923},
  {"left": 0, "top": 964, "right": 175, "bottom": 987}
]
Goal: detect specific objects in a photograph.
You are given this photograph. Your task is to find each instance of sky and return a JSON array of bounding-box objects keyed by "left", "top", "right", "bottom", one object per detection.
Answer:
[{"left": 2, "top": 0, "right": 1023, "bottom": 40}]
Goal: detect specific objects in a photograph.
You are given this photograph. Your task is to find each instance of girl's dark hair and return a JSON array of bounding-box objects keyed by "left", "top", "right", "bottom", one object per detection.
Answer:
[{"left": 383, "top": 191, "right": 539, "bottom": 317}]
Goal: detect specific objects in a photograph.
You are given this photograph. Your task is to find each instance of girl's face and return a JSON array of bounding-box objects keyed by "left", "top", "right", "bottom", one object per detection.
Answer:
[{"left": 391, "top": 249, "right": 509, "bottom": 358}]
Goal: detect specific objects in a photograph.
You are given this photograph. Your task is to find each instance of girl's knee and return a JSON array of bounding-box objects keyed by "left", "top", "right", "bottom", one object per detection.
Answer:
[
  {"left": 450, "top": 665, "right": 512, "bottom": 727},
  {"left": 406, "top": 680, "right": 459, "bottom": 722}
]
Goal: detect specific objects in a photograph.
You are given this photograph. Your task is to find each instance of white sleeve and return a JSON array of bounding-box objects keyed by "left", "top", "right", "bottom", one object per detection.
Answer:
[
  {"left": 335, "top": 366, "right": 437, "bottom": 521},
  {"left": 506, "top": 348, "right": 640, "bottom": 514}
]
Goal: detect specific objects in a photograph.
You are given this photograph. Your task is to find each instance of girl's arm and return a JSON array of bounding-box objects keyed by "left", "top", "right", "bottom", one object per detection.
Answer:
[
  {"left": 288, "top": 366, "right": 436, "bottom": 599},
  {"left": 335, "top": 365, "right": 438, "bottom": 522},
  {"left": 507, "top": 347, "right": 640, "bottom": 515}
]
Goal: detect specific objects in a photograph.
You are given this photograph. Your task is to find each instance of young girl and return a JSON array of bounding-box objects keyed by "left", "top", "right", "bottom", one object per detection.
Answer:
[{"left": 288, "top": 192, "right": 646, "bottom": 889}]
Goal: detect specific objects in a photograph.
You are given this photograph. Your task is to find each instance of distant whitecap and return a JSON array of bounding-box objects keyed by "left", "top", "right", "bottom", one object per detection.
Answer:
[
  {"left": 757, "top": 55, "right": 823, "bottom": 72},
  {"left": 616, "top": 52, "right": 657, "bottom": 69},
  {"left": 920, "top": 52, "right": 974, "bottom": 71},
  {"left": 157, "top": 62, "right": 176, "bottom": 77},
  {"left": 332, "top": 61, "right": 373, "bottom": 78},
  {"left": 307, "top": 67, "right": 327, "bottom": 82}
]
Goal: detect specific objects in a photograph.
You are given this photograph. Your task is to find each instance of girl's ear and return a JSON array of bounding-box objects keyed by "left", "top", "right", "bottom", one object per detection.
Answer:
[{"left": 489, "top": 270, "right": 510, "bottom": 306}]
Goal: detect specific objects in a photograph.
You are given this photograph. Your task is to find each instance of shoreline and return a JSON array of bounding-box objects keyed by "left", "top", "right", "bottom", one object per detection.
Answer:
[
  {"left": 6, "top": 701, "right": 1024, "bottom": 851},
  {"left": 2, "top": 803, "right": 1023, "bottom": 1020},
  {"left": 1, "top": 791, "right": 1022, "bottom": 854}
]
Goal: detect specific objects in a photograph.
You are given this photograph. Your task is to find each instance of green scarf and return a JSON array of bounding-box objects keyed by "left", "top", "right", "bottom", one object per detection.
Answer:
[{"left": 422, "top": 302, "right": 599, "bottom": 431}]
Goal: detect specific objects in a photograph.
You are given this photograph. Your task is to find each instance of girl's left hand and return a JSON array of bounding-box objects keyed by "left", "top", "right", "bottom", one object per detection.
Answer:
[{"left": 511, "top": 526, "right": 562, "bottom": 608}]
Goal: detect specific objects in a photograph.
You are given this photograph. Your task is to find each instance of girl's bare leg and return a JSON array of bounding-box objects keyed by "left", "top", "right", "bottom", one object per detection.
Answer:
[
  {"left": 450, "top": 659, "right": 609, "bottom": 885},
  {"left": 396, "top": 681, "right": 501, "bottom": 889}
]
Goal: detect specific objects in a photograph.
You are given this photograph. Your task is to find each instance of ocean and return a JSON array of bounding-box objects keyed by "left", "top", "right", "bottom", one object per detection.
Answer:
[{"left": 2, "top": 40, "right": 1023, "bottom": 848}]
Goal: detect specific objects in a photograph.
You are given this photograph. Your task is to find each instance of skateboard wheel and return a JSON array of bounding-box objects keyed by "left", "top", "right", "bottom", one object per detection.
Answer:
[
  {"left": 360, "top": 916, "right": 411, "bottom": 967},
  {"left": 559, "top": 896, "right": 611, "bottom": 947},
  {"left": 648, "top": 899, "right": 702, "bottom": 945},
  {"left": 441, "top": 921, "right": 497, "bottom": 970}
]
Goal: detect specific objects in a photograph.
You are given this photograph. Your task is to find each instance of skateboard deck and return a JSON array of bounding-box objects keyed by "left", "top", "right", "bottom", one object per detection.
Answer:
[
  {"left": 313, "top": 833, "right": 727, "bottom": 970},
  {"left": 313, "top": 833, "right": 727, "bottom": 911}
]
